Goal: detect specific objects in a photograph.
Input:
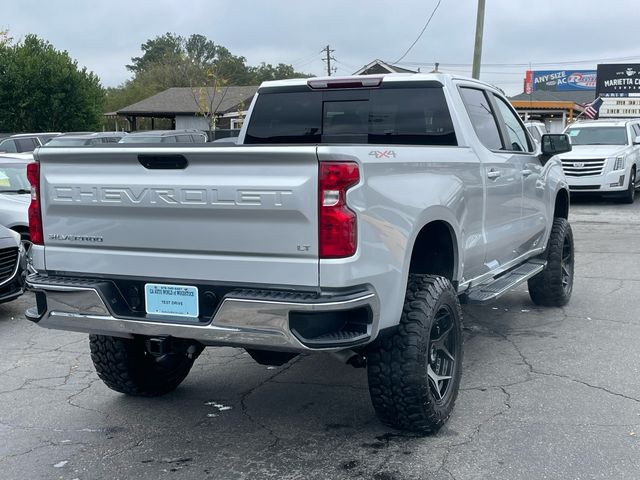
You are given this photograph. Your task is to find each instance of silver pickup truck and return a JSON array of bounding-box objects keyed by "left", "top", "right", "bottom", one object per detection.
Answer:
[{"left": 25, "top": 74, "right": 574, "bottom": 434}]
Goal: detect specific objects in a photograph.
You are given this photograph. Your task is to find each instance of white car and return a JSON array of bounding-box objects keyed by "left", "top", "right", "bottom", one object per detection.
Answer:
[
  {"left": 524, "top": 121, "right": 547, "bottom": 146},
  {"left": 559, "top": 119, "right": 640, "bottom": 203},
  {"left": 0, "top": 155, "right": 31, "bottom": 248}
]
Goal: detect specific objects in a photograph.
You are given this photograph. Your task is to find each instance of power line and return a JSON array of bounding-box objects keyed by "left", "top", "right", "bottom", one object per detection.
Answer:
[
  {"left": 396, "top": 54, "right": 640, "bottom": 69},
  {"left": 294, "top": 56, "right": 321, "bottom": 70},
  {"left": 289, "top": 51, "right": 322, "bottom": 66},
  {"left": 334, "top": 59, "right": 358, "bottom": 71},
  {"left": 392, "top": 0, "right": 443, "bottom": 64}
]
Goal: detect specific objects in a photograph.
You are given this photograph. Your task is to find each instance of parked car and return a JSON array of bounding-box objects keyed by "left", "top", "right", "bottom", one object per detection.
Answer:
[
  {"left": 524, "top": 121, "right": 547, "bottom": 145},
  {"left": 0, "top": 157, "right": 30, "bottom": 249},
  {"left": 25, "top": 73, "right": 573, "bottom": 434},
  {"left": 212, "top": 136, "right": 238, "bottom": 144},
  {"left": 118, "top": 130, "right": 207, "bottom": 144},
  {"left": 43, "top": 132, "right": 126, "bottom": 146},
  {"left": 0, "top": 133, "right": 61, "bottom": 153},
  {"left": 559, "top": 119, "right": 640, "bottom": 203},
  {"left": 0, "top": 224, "right": 27, "bottom": 304}
]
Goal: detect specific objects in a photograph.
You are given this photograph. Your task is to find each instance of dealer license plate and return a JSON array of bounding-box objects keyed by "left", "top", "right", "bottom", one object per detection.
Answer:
[{"left": 145, "top": 283, "right": 199, "bottom": 318}]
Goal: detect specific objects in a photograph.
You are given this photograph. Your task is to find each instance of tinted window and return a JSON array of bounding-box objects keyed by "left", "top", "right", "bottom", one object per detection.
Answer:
[
  {"left": 459, "top": 87, "right": 503, "bottom": 150},
  {"left": 191, "top": 134, "right": 206, "bottom": 143},
  {"left": 245, "top": 86, "right": 457, "bottom": 146},
  {"left": 565, "top": 127, "right": 627, "bottom": 146},
  {"left": 246, "top": 91, "right": 321, "bottom": 143},
  {"left": 493, "top": 95, "right": 532, "bottom": 152},
  {"left": 632, "top": 124, "right": 640, "bottom": 138},
  {"left": 367, "top": 88, "right": 456, "bottom": 145},
  {"left": 161, "top": 136, "right": 177, "bottom": 143},
  {"left": 176, "top": 135, "right": 192, "bottom": 143},
  {"left": 15, "top": 138, "right": 38, "bottom": 152},
  {"left": 0, "top": 139, "right": 17, "bottom": 153}
]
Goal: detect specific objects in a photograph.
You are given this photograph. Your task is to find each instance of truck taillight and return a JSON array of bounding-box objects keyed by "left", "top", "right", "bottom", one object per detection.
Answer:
[
  {"left": 318, "top": 162, "right": 359, "bottom": 258},
  {"left": 26, "top": 162, "right": 44, "bottom": 245}
]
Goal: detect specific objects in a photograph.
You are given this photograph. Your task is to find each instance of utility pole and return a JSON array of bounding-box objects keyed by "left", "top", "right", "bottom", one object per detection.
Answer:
[
  {"left": 322, "top": 45, "right": 336, "bottom": 76},
  {"left": 472, "top": 0, "right": 486, "bottom": 79}
]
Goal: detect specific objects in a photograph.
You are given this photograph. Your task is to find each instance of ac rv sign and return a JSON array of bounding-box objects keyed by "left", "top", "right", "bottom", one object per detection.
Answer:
[{"left": 524, "top": 70, "right": 596, "bottom": 93}]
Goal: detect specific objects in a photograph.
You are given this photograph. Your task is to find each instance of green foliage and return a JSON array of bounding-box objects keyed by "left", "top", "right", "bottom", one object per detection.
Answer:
[
  {"left": 107, "top": 33, "right": 311, "bottom": 117},
  {"left": 0, "top": 29, "right": 12, "bottom": 47},
  {"left": 0, "top": 35, "right": 104, "bottom": 132}
]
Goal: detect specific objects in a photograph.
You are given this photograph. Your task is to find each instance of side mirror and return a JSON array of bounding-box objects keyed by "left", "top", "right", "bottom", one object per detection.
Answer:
[
  {"left": 634, "top": 135, "right": 640, "bottom": 145},
  {"left": 540, "top": 134, "right": 572, "bottom": 164}
]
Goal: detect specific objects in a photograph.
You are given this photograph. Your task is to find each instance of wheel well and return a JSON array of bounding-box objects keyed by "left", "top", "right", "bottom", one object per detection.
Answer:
[
  {"left": 554, "top": 189, "right": 569, "bottom": 219},
  {"left": 409, "top": 221, "right": 456, "bottom": 282}
]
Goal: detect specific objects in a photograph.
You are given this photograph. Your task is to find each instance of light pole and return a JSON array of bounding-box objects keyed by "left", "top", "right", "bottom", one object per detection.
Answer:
[{"left": 472, "top": 0, "right": 486, "bottom": 79}]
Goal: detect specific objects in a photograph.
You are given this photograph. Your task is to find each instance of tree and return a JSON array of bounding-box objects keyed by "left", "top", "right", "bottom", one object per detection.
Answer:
[
  {"left": 127, "top": 32, "right": 183, "bottom": 74},
  {"left": 106, "top": 33, "right": 311, "bottom": 130},
  {"left": 190, "top": 68, "right": 230, "bottom": 139},
  {"left": 0, "top": 35, "right": 104, "bottom": 132},
  {"left": 125, "top": 33, "right": 310, "bottom": 87},
  {"left": 0, "top": 29, "right": 11, "bottom": 47}
]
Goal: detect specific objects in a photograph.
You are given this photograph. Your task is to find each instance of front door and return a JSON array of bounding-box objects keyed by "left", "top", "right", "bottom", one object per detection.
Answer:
[
  {"left": 491, "top": 94, "right": 547, "bottom": 255},
  {"left": 459, "top": 86, "right": 523, "bottom": 270}
]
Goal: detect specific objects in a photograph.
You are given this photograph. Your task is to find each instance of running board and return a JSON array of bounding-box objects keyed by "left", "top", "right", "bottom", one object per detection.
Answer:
[{"left": 465, "top": 260, "right": 546, "bottom": 304}]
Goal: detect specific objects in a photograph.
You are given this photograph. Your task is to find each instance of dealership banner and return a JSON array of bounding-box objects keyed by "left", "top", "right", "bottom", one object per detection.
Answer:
[
  {"left": 524, "top": 70, "right": 597, "bottom": 93},
  {"left": 596, "top": 64, "right": 640, "bottom": 98}
]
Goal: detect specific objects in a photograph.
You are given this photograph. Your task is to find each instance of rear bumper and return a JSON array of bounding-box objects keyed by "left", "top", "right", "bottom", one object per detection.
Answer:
[{"left": 25, "top": 274, "right": 380, "bottom": 353}]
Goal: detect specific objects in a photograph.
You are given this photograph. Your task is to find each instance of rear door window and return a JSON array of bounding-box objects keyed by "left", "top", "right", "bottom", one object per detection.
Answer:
[
  {"left": 459, "top": 87, "right": 503, "bottom": 150},
  {"left": 245, "top": 84, "right": 457, "bottom": 146}
]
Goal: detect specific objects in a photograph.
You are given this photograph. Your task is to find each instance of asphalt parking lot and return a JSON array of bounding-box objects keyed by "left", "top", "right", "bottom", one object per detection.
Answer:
[{"left": 1, "top": 196, "right": 640, "bottom": 480}]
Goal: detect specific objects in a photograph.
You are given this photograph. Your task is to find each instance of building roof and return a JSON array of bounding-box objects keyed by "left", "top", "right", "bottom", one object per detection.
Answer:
[
  {"left": 509, "top": 90, "right": 595, "bottom": 105},
  {"left": 117, "top": 86, "right": 258, "bottom": 116},
  {"left": 353, "top": 59, "right": 417, "bottom": 76}
]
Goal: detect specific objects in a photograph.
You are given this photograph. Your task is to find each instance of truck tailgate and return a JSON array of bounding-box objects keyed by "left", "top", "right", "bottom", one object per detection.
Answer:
[{"left": 36, "top": 146, "right": 319, "bottom": 287}]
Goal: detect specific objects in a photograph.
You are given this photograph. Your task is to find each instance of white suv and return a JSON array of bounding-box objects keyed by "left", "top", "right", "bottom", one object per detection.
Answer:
[
  {"left": 560, "top": 119, "right": 640, "bottom": 203},
  {"left": 524, "top": 121, "right": 547, "bottom": 146}
]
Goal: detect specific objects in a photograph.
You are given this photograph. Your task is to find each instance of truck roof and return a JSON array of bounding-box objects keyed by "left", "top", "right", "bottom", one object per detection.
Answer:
[{"left": 259, "top": 73, "right": 499, "bottom": 92}]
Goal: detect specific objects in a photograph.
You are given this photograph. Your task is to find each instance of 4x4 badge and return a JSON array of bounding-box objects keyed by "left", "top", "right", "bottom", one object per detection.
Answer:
[{"left": 369, "top": 150, "right": 396, "bottom": 159}]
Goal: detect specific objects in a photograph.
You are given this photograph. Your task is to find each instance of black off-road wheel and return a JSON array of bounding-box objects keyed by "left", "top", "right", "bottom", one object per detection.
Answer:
[
  {"left": 89, "top": 335, "right": 202, "bottom": 396},
  {"left": 620, "top": 167, "right": 636, "bottom": 204},
  {"left": 367, "top": 274, "right": 463, "bottom": 434},
  {"left": 528, "top": 217, "right": 574, "bottom": 307}
]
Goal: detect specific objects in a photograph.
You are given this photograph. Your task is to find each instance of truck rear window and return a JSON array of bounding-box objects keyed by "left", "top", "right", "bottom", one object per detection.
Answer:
[{"left": 245, "top": 85, "right": 457, "bottom": 146}]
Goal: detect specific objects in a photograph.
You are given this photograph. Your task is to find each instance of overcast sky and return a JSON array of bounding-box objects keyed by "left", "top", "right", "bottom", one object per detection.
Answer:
[{"left": 3, "top": 0, "right": 640, "bottom": 94}]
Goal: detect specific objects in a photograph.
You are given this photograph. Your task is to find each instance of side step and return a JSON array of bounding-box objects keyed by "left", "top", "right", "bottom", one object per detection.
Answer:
[{"left": 465, "top": 260, "right": 546, "bottom": 304}]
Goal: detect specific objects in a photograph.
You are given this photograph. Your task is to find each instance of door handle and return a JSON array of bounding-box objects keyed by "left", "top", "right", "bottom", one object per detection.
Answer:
[
  {"left": 487, "top": 169, "right": 501, "bottom": 180},
  {"left": 522, "top": 169, "right": 532, "bottom": 177}
]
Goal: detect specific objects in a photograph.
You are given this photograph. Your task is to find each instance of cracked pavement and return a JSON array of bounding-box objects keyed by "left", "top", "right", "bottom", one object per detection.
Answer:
[{"left": 1, "top": 196, "right": 640, "bottom": 479}]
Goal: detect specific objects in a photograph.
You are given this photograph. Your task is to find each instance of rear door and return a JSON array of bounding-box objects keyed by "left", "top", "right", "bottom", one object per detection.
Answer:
[{"left": 37, "top": 146, "right": 320, "bottom": 287}]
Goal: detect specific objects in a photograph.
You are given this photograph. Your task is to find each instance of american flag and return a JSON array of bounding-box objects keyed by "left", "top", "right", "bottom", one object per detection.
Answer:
[{"left": 583, "top": 97, "right": 603, "bottom": 120}]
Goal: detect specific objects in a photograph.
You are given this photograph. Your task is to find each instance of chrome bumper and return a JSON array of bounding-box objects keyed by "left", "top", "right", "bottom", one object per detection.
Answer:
[{"left": 25, "top": 274, "right": 380, "bottom": 352}]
